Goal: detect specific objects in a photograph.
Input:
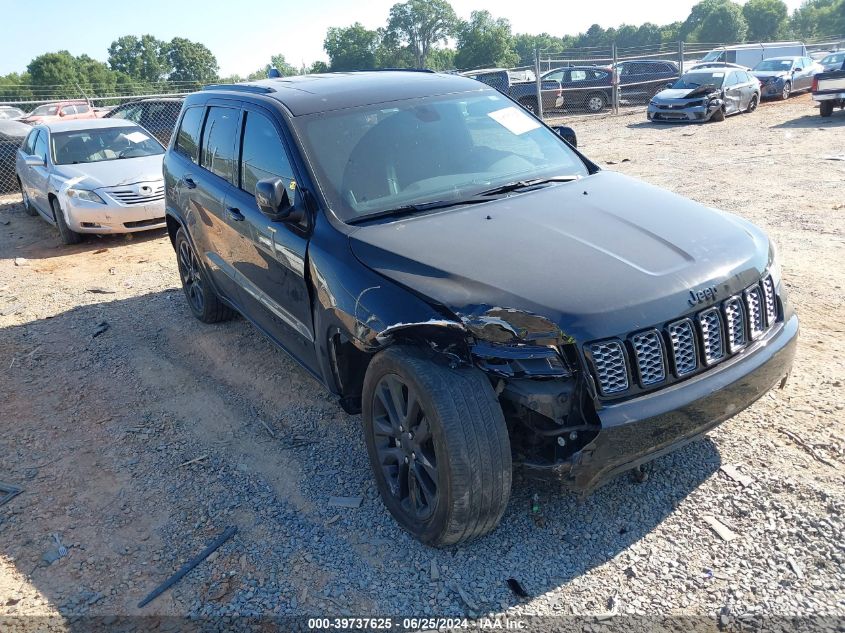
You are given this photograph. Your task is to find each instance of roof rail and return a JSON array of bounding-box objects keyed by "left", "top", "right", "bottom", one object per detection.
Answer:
[{"left": 201, "top": 83, "right": 276, "bottom": 94}]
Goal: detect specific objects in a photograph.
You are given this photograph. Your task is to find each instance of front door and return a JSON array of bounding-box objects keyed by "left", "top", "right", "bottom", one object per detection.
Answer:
[
  {"left": 29, "top": 130, "right": 51, "bottom": 216},
  {"left": 225, "top": 106, "right": 317, "bottom": 371}
]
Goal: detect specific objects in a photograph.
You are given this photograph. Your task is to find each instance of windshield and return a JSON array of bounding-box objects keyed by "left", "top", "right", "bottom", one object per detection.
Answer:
[
  {"left": 754, "top": 59, "right": 794, "bottom": 71},
  {"left": 31, "top": 105, "right": 59, "bottom": 116},
  {"left": 672, "top": 72, "right": 725, "bottom": 89},
  {"left": 822, "top": 53, "right": 844, "bottom": 65},
  {"left": 51, "top": 126, "right": 164, "bottom": 165},
  {"left": 701, "top": 51, "right": 724, "bottom": 62},
  {"left": 294, "top": 92, "right": 589, "bottom": 222}
]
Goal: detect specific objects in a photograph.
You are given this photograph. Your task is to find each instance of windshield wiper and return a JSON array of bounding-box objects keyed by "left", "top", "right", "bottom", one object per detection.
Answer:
[
  {"left": 477, "top": 175, "right": 581, "bottom": 197},
  {"left": 346, "top": 197, "right": 492, "bottom": 225}
]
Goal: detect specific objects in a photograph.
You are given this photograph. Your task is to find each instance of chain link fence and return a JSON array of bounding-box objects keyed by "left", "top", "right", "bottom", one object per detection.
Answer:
[{"left": 2, "top": 35, "right": 843, "bottom": 195}]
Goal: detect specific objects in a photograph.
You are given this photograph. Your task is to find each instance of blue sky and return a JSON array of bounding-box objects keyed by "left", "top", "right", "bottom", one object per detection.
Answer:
[{"left": 1, "top": 0, "right": 807, "bottom": 77}]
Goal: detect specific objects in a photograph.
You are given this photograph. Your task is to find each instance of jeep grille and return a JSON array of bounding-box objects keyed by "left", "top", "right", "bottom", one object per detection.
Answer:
[{"left": 586, "top": 275, "right": 780, "bottom": 397}]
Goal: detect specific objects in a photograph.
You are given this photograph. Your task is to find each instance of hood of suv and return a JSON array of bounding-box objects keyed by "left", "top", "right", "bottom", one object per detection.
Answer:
[
  {"left": 349, "top": 171, "right": 771, "bottom": 343},
  {"left": 52, "top": 154, "right": 164, "bottom": 190}
]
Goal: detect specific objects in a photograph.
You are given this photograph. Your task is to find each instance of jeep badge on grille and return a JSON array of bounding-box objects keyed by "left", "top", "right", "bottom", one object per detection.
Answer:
[{"left": 688, "top": 285, "right": 718, "bottom": 306}]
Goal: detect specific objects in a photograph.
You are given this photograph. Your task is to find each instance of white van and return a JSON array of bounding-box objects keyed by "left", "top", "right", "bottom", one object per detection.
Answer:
[{"left": 699, "top": 42, "right": 807, "bottom": 68}]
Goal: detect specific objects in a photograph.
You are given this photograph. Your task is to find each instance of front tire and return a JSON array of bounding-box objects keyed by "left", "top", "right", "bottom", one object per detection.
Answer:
[
  {"left": 175, "top": 228, "right": 234, "bottom": 323},
  {"left": 50, "top": 197, "right": 82, "bottom": 245},
  {"left": 362, "top": 346, "right": 512, "bottom": 546},
  {"left": 780, "top": 81, "right": 791, "bottom": 100},
  {"left": 710, "top": 106, "right": 726, "bottom": 122}
]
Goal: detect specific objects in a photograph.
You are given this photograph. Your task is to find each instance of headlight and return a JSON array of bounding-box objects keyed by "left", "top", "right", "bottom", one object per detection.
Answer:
[
  {"left": 768, "top": 239, "right": 782, "bottom": 286},
  {"left": 67, "top": 188, "right": 105, "bottom": 204}
]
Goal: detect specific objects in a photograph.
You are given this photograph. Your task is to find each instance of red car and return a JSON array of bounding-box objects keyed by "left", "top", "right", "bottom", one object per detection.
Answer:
[{"left": 19, "top": 100, "right": 99, "bottom": 125}]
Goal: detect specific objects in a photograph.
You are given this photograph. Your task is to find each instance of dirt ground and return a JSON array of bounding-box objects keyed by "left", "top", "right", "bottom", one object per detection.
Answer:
[{"left": 0, "top": 94, "right": 843, "bottom": 625}]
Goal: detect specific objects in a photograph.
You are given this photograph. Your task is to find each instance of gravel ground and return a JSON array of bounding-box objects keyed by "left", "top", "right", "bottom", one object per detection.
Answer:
[{"left": 0, "top": 94, "right": 843, "bottom": 628}]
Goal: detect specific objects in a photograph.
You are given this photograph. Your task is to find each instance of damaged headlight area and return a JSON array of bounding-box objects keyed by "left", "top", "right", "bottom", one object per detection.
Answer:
[{"left": 470, "top": 338, "right": 601, "bottom": 469}]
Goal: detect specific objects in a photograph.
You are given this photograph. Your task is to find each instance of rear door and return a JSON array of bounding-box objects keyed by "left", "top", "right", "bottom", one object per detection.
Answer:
[
  {"left": 723, "top": 72, "right": 743, "bottom": 114},
  {"left": 225, "top": 105, "right": 317, "bottom": 369}
]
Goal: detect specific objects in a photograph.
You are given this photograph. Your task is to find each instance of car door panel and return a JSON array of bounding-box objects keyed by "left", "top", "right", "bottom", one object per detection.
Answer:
[
  {"left": 226, "top": 106, "right": 317, "bottom": 371},
  {"left": 29, "top": 130, "right": 51, "bottom": 216}
]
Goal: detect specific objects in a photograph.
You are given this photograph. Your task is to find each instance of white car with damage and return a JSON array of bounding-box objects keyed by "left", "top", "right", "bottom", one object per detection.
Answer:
[{"left": 16, "top": 118, "right": 166, "bottom": 245}]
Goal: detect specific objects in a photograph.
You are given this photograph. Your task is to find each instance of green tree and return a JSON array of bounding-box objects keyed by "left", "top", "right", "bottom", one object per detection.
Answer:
[
  {"left": 270, "top": 54, "right": 299, "bottom": 76},
  {"left": 75, "top": 54, "right": 117, "bottom": 94},
  {"left": 697, "top": 2, "right": 748, "bottom": 42},
  {"left": 309, "top": 60, "right": 330, "bottom": 73},
  {"left": 166, "top": 37, "right": 218, "bottom": 86},
  {"left": 27, "top": 51, "right": 81, "bottom": 89},
  {"left": 426, "top": 48, "right": 456, "bottom": 70},
  {"left": 454, "top": 10, "right": 519, "bottom": 70},
  {"left": 790, "top": 0, "right": 844, "bottom": 38},
  {"left": 107, "top": 35, "right": 169, "bottom": 83},
  {"left": 0, "top": 72, "right": 33, "bottom": 101},
  {"left": 512, "top": 33, "right": 571, "bottom": 66},
  {"left": 324, "top": 23, "right": 379, "bottom": 70},
  {"left": 743, "top": 0, "right": 788, "bottom": 40},
  {"left": 386, "top": 0, "right": 457, "bottom": 67}
]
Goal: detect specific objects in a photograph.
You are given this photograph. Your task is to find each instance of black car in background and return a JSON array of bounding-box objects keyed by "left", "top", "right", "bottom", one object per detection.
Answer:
[
  {"left": 105, "top": 97, "right": 184, "bottom": 146},
  {"left": 0, "top": 119, "right": 31, "bottom": 193},
  {"left": 542, "top": 60, "right": 680, "bottom": 112},
  {"left": 163, "top": 71, "right": 797, "bottom": 546}
]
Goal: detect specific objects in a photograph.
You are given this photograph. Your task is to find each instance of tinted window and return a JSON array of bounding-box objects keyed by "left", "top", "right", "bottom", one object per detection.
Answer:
[
  {"left": 62, "top": 105, "right": 77, "bottom": 115},
  {"left": 239, "top": 111, "right": 293, "bottom": 196},
  {"left": 200, "top": 106, "right": 239, "bottom": 182},
  {"left": 175, "top": 106, "right": 204, "bottom": 163},
  {"left": 33, "top": 130, "right": 48, "bottom": 161},
  {"left": 22, "top": 129, "right": 38, "bottom": 154},
  {"left": 76, "top": 104, "right": 90, "bottom": 113}
]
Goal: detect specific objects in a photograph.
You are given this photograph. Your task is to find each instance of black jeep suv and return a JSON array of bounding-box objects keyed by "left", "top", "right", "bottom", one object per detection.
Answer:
[{"left": 163, "top": 71, "right": 798, "bottom": 546}]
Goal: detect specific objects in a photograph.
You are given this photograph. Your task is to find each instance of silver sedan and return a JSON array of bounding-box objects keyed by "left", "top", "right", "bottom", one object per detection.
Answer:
[{"left": 15, "top": 118, "right": 166, "bottom": 245}]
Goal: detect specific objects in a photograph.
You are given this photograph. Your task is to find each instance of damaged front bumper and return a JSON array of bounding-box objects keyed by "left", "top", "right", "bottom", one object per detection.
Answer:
[
  {"left": 522, "top": 313, "right": 798, "bottom": 493},
  {"left": 647, "top": 100, "right": 721, "bottom": 122}
]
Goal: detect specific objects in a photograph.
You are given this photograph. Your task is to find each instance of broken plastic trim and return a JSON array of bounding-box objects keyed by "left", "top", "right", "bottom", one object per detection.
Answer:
[
  {"left": 472, "top": 340, "right": 571, "bottom": 378},
  {"left": 374, "top": 319, "right": 466, "bottom": 345}
]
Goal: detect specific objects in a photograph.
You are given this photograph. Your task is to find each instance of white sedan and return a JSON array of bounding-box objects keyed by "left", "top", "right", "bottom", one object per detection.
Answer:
[{"left": 16, "top": 118, "right": 166, "bottom": 245}]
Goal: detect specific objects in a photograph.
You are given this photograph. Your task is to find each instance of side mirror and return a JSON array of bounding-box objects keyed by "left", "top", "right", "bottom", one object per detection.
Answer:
[
  {"left": 552, "top": 125, "right": 577, "bottom": 148},
  {"left": 255, "top": 177, "right": 301, "bottom": 222},
  {"left": 59, "top": 111, "right": 66, "bottom": 117},
  {"left": 666, "top": 82, "right": 673, "bottom": 88},
  {"left": 24, "top": 154, "right": 45, "bottom": 167},
  {"left": 794, "top": 67, "right": 802, "bottom": 72}
]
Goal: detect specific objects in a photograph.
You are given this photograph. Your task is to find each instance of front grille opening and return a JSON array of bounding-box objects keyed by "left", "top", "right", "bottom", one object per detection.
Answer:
[
  {"left": 668, "top": 320, "right": 698, "bottom": 376},
  {"left": 762, "top": 275, "right": 778, "bottom": 326},
  {"left": 631, "top": 330, "right": 666, "bottom": 386},
  {"left": 589, "top": 341, "right": 628, "bottom": 395},
  {"left": 699, "top": 308, "right": 725, "bottom": 365},
  {"left": 723, "top": 297, "right": 747, "bottom": 353},
  {"left": 745, "top": 285, "right": 765, "bottom": 339},
  {"left": 124, "top": 217, "right": 165, "bottom": 228}
]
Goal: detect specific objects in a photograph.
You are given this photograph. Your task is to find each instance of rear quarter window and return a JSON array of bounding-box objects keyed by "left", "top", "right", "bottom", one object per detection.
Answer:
[{"left": 174, "top": 106, "right": 204, "bottom": 163}]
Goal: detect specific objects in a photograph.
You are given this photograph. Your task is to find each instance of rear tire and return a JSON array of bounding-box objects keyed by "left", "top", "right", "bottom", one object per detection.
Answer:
[
  {"left": 746, "top": 94, "right": 759, "bottom": 113},
  {"left": 175, "top": 228, "right": 234, "bottom": 323},
  {"left": 18, "top": 179, "right": 37, "bottom": 216},
  {"left": 585, "top": 92, "right": 607, "bottom": 113},
  {"left": 820, "top": 100, "right": 834, "bottom": 117},
  {"left": 50, "top": 197, "right": 82, "bottom": 245},
  {"left": 362, "top": 346, "right": 512, "bottom": 546}
]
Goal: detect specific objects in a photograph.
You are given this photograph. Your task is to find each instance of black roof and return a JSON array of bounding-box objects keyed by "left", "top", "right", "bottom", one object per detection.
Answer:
[{"left": 200, "top": 71, "right": 490, "bottom": 116}]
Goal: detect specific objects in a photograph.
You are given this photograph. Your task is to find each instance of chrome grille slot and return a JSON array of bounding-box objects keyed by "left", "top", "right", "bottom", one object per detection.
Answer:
[
  {"left": 631, "top": 330, "right": 666, "bottom": 386},
  {"left": 723, "top": 297, "right": 746, "bottom": 353},
  {"left": 589, "top": 341, "right": 628, "bottom": 395},
  {"left": 108, "top": 184, "right": 165, "bottom": 206},
  {"left": 699, "top": 308, "right": 725, "bottom": 364},
  {"left": 668, "top": 320, "right": 697, "bottom": 376},
  {"left": 745, "top": 284, "right": 765, "bottom": 339},
  {"left": 762, "top": 275, "right": 777, "bottom": 327}
]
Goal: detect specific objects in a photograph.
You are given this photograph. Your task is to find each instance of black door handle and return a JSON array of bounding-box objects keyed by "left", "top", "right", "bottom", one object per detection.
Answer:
[
  {"left": 225, "top": 206, "right": 244, "bottom": 222},
  {"left": 183, "top": 176, "right": 196, "bottom": 189}
]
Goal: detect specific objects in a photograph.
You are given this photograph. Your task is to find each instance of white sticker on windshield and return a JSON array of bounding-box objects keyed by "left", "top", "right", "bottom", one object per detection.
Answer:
[
  {"left": 125, "top": 131, "right": 150, "bottom": 143},
  {"left": 487, "top": 106, "right": 541, "bottom": 135}
]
